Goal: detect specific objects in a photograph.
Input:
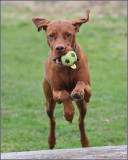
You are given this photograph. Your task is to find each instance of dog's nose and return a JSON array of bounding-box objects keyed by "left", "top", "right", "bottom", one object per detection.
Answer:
[{"left": 55, "top": 45, "right": 65, "bottom": 52}]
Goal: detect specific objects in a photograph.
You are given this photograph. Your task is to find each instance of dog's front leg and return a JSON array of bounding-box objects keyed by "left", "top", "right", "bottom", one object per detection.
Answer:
[
  {"left": 71, "top": 81, "right": 92, "bottom": 102},
  {"left": 53, "top": 90, "right": 75, "bottom": 122}
]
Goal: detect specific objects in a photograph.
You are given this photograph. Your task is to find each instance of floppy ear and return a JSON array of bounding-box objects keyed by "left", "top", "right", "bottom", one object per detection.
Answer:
[
  {"left": 71, "top": 9, "right": 90, "bottom": 32},
  {"left": 32, "top": 18, "right": 51, "bottom": 32}
]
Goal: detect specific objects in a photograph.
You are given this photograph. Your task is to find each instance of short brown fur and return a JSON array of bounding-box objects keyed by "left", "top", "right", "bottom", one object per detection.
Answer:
[{"left": 32, "top": 9, "right": 92, "bottom": 149}]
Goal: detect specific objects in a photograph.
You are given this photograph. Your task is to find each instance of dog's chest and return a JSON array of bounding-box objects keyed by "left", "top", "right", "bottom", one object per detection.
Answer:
[{"left": 57, "top": 68, "right": 76, "bottom": 91}]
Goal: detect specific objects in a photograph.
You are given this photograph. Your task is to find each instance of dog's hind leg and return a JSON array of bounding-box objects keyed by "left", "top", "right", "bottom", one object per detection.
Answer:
[
  {"left": 76, "top": 100, "right": 89, "bottom": 147},
  {"left": 43, "top": 78, "right": 56, "bottom": 149}
]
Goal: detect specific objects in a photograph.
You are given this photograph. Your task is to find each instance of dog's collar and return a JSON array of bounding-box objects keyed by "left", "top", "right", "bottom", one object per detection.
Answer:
[
  {"left": 74, "top": 45, "right": 77, "bottom": 52},
  {"left": 74, "top": 44, "right": 79, "bottom": 61}
]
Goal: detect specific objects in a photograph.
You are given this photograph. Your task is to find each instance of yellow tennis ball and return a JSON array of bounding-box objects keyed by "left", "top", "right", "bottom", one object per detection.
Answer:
[{"left": 61, "top": 51, "right": 77, "bottom": 66}]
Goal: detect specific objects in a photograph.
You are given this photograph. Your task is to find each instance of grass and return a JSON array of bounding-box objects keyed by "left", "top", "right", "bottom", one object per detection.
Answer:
[{"left": 1, "top": 2, "right": 127, "bottom": 152}]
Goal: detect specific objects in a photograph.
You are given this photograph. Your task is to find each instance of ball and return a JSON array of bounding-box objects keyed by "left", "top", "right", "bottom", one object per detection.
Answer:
[{"left": 61, "top": 51, "right": 77, "bottom": 66}]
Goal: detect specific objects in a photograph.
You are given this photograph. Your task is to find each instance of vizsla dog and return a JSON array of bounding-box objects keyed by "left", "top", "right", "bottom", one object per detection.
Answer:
[{"left": 32, "top": 9, "right": 91, "bottom": 149}]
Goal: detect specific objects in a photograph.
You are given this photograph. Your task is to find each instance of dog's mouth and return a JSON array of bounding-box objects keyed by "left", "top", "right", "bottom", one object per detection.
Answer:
[
  {"left": 52, "top": 45, "right": 78, "bottom": 67},
  {"left": 52, "top": 56, "right": 63, "bottom": 66},
  {"left": 52, "top": 54, "right": 79, "bottom": 67}
]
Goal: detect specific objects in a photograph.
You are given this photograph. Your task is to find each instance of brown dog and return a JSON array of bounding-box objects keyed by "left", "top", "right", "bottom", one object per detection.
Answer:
[{"left": 32, "top": 9, "right": 92, "bottom": 149}]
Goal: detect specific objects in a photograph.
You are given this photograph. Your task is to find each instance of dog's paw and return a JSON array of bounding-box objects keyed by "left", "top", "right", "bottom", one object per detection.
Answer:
[
  {"left": 81, "top": 138, "right": 89, "bottom": 148},
  {"left": 71, "top": 89, "right": 84, "bottom": 101},
  {"left": 48, "top": 135, "right": 56, "bottom": 149},
  {"left": 63, "top": 103, "right": 75, "bottom": 123},
  {"left": 63, "top": 110, "right": 74, "bottom": 123}
]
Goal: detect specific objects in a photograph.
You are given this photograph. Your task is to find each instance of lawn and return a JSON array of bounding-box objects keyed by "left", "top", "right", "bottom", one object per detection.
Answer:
[{"left": 1, "top": 1, "right": 127, "bottom": 152}]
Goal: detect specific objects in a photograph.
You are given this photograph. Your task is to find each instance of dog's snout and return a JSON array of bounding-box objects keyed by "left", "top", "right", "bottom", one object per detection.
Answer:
[{"left": 55, "top": 45, "right": 65, "bottom": 52}]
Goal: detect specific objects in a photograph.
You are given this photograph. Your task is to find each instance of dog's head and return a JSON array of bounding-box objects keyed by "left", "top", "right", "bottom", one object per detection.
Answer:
[{"left": 32, "top": 9, "right": 90, "bottom": 65}]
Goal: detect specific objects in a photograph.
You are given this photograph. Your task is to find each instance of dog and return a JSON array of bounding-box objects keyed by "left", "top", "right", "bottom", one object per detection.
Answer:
[{"left": 32, "top": 9, "right": 92, "bottom": 149}]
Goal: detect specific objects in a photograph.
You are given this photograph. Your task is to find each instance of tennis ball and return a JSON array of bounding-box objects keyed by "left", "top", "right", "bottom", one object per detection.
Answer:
[{"left": 61, "top": 51, "right": 77, "bottom": 67}]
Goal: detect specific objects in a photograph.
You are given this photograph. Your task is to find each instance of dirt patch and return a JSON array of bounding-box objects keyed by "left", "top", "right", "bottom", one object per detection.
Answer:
[{"left": 2, "top": 1, "right": 127, "bottom": 20}]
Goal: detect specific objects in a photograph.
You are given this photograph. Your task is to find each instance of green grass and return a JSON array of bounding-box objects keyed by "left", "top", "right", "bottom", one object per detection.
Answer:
[{"left": 1, "top": 2, "right": 127, "bottom": 152}]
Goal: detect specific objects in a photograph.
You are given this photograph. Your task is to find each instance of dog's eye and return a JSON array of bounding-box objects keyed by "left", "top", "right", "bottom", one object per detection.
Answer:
[
  {"left": 49, "top": 34, "right": 54, "bottom": 38},
  {"left": 66, "top": 33, "right": 72, "bottom": 37}
]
